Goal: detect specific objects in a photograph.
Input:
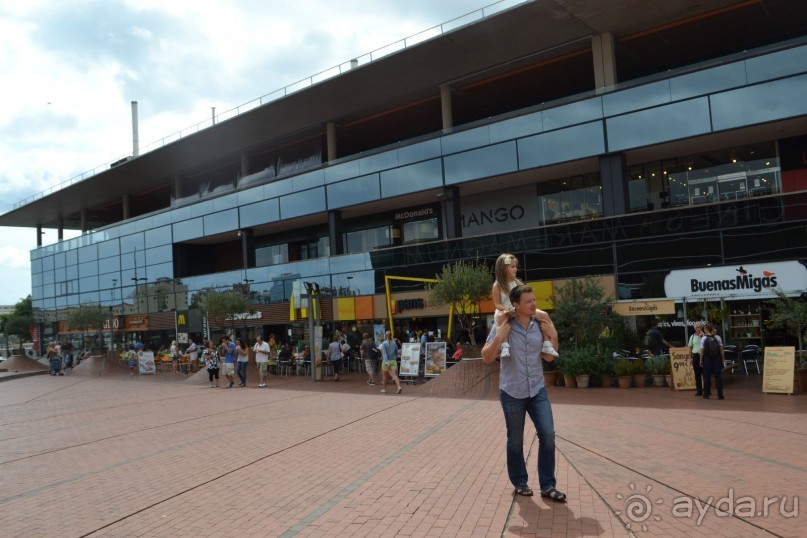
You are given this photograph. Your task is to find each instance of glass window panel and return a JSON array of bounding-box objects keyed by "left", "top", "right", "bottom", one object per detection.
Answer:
[
  {"left": 42, "top": 270, "right": 55, "bottom": 285},
  {"left": 344, "top": 226, "right": 391, "bottom": 254},
  {"left": 745, "top": 45, "right": 807, "bottom": 84},
  {"left": 327, "top": 174, "right": 380, "bottom": 209},
  {"left": 173, "top": 217, "right": 204, "bottom": 242},
  {"left": 190, "top": 199, "right": 215, "bottom": 218},
  {"left": 120, "top": 248, "right": 146, "bottom": 272},
  {"left": 203, "top": 208, "right": 238, "bottom": 236},
  {"left": 398, "top": 138, "right": 442, "bottom": 166},
  {"left": 332, "top": 270, "right": 374, "bottom": 297},
  {"left": 42, "top": 255, "right": 54, "bottom": 271},
  {"left": 32, "top": 257, "right": 43, "bottom": 273},
  {"left": 518, "top": 122, "right": 605, "bottom": 169},
  {"left": 172, "top": 205, "right": 194, "bottom": 222},
  {"left": 54, "top": 252, "right": 65, "bottom": 269},
  {"left": 146, "top": 244, "right": 173, "bottom": 265},
  {"left": 542, "top": 97, "right": 604, "bottom": 131},
  {"left": 97, "top": 239, "right": 120, "bottom": 259},
  {"left": 711, "top": 74, "right": 807, "bottom": 131},
  {"left": 324, "top": 159, "right": 360, "bottom": 183},
  {"left": 606, "top": 98, "right": 711, "bottom": 152},
  {"left": 299, "top": 237, "right": 330, "bottom": 260},
  {"left": 669, "top": 62, "right": 746, "bottom": 101},
  {"left": 602, "top": 79, "right": 671, "bottom": 116},
  {"left": 79, "top": 260, "right": 98, "bottom": 277},
  {"left": 240, "top": 199, "right": 280, "bottom": 228},
  {"left": 403, "top": 218, "right": 439, "bottom": 244},
  {"left": 263, "top": 177, "right": 294, "bottom": 199},
  {"left": 98, "top": 256, "right": 121, "bottom": 274},
  {"left": 489, "top": 111, "right": 542, "bottom": 143},
  {"left": 65, "top": 249, "right": 77, "bottom": 266},
  {"left": 295, "top": 257, "right": 331, "bottom": 278},
  {"left": 292, "top": 169, "right": 325, "bottom": 192},
  {"left": 80, "top": 291, "right": 100, "bottom": 304},
  {"left": 329, "top": 253, "right": 371, "bottom": 274},
  {"left": 79, "top": 275, "right": 99, "bottom": 293},
  {"left": 33, "top": 273, "right": 43, "bottom": 287},
  {"left": 359, "top": 151, "right": 398, "bottom": 175},
  {"left": 43, "top": 284, "right": 55, "bottom": 298},
  {"left": 256, "top": 244, "right": 289, "bottom": 266},
  {"left": 236, "top": 185, "right": 265, "bottom": 207},
  {"left": 120, "top": 233, "right": 145, "bottom": 254},
  {"left": 211, "top": 192, "right": 238, "bottom": 213},
  {"left": 280, "top": 187, "right": 326, "bottom": 220},
  {"left": 146, "top": 262, "right": 173, "bottom": 282},
  {"left": 441, "top": 125, "right": 491, "bottom": 155},
  {"left": 380, "top": 159, "right": 443, "bottom": 198},
  {"left": 78, "top": 245, "right": 98, "bottom": 263},
  {"left": 65, "top": 265, "right": 78, "bottom": 280},
  {"left": 444, "top": 142, "right": 517, "bottom": 185},
  {"left": 98, "top": 273, "right": 122, "bottom": 293},
  {"left": 145, "top": 225, "right": 172, "bottom": 248}
]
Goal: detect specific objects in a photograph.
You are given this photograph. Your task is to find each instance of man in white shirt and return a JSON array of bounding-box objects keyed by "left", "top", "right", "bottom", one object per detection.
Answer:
[{"left": 253, "top": 334, "right": 271, "bottom": 388}]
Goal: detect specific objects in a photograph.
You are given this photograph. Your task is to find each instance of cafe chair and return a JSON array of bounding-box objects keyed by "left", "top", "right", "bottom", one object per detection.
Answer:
[
  {"left": 740, "top": 345, "right": 761, "bottom": 375},
  {"left": 277, "top": 359, "right": 290, "bottom": 377}
]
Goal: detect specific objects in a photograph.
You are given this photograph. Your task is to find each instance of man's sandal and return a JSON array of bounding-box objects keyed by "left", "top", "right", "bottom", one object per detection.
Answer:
[
  {"left": 540, "top": 488, "right": 567, "bottom": 502},
  {"left": 513, "top": 485, "right": 533, "bottom": 496}
]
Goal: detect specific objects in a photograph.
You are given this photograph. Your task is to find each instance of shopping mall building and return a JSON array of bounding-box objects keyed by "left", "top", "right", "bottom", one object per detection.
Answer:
[{"left": 2, "top": 0, "right": 807, "bottom": 351}]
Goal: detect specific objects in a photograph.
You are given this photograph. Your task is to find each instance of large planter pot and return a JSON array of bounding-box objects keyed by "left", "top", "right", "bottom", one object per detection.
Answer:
[
  {"left": 652, "top": 374, "right": 666, "bottom": 387},
  {"left": 576, "top": 374, "right": 590, "bottom": 388},
  {"left": 563, "top": 374, "right": 577, "bottom": 388},
  {"left": 543, "top": 370, "right": 559, "bottom": 388},
  {"left": 633, "top": 373, "right": 648, "bottom": 387},
  {"left": 617, "top": 376, "right": 632, "bottom": 389},
  {"left": 600, "top": 374, "right": 614, "bottom": 388}
]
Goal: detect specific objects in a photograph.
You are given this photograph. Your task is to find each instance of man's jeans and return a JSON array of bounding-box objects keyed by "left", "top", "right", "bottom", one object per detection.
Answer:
[
  {"left": 236, "top": 361, "right": 248, "bottom": 385},
  {"left": 499, "top": 388, "right": 556, "bottom": 491}
]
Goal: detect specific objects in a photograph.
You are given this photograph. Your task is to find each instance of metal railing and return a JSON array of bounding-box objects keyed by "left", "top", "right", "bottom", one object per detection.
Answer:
[{"left": 13, "top": 0, "right": 528, "bottom": 210}]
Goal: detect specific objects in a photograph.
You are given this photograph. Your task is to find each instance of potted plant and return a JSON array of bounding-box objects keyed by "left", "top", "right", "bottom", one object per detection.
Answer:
[
  {"left": 646, "top": 355, "right": 668, "bottom": 386},
  {"left": 614, "top": 359, "right": 633, "bottom": 389},
  {"left": 632, "top": 359, "right": 648, "bottom": 387},
  {"left": 556, "top": 353, "right": 577, "bottom": 388},
  {"left": 568, "top": 346, "right": 596, "bottom": 388},
  {"left": 593, "top": 352, "right": 615, "bottom": 387}
]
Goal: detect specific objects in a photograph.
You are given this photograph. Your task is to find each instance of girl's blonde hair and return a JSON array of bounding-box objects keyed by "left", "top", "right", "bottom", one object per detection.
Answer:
[{"left": 494, "top": 253, "right": 522, "bottom": 293}]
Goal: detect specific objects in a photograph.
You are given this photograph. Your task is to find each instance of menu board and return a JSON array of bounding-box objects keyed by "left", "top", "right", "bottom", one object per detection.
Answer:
[
  {"left": 762, "top": 347, "right": 795, "bottom": 394},
  {"left": 424, "top": 342, "right": 447, "bottom": 376},
  {"left": 399, "top": 343, "right": 421, "bottom": 377},
  {"left": 669, "top": 347, "right": 696, "bottom": 391},
  {"left": 137, "top": 351, "right": 156, "bottom": 375}
]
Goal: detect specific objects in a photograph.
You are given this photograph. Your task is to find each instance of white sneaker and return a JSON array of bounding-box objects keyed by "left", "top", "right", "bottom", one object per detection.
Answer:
[
  {"left": 500, "top": 343, "right": 510, "bottom": 358},
  {"left": 542, "top": 340, "right": 559, "bottom": 357},
  {"left": 380, "top": 389, "right": 387, "bottom": 393},
  {"left": 259, "top": 383, "right": 266, "bottom": 387}
]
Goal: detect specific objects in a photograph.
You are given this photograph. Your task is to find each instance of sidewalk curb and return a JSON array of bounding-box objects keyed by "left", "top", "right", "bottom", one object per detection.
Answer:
[{"left": 0, "top": 370, "right": 50, "bottom": 382}]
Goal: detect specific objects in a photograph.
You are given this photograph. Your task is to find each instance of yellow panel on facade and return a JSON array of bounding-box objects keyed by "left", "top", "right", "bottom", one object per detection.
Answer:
[
  {"left": 525, "top": 281, "right": 554, "bottom": 309},
  {"left": 336, "top": 297, "right": 356, "bottom": 321}
]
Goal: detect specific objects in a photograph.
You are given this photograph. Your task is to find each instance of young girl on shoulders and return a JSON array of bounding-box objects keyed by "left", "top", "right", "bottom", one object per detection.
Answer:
[{"left": 492, "top": 253, "right": 559, "bottom": 359}]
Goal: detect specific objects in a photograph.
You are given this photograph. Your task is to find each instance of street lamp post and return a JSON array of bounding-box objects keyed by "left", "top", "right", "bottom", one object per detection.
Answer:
[{"left": 132, "top": 277, "right": 147, "bottom": 313}]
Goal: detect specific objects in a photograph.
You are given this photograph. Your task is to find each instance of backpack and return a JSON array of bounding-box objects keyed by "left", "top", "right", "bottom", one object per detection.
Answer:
[{"left": 703, "top": 335, "right": 720, "bottom": 359}]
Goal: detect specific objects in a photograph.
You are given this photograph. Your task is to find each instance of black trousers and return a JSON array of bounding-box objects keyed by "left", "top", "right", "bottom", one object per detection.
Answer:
[
  {"left": 702, "top": 357, "right": 723, "bottom": 398},
  {"left": 692, "top": 353, "right": 703, "bottom": 394}
]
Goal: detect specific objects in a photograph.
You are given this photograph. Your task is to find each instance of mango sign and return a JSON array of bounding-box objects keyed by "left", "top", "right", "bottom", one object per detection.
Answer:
[{"left": 669, "top": 347, "right": 696, "bottom": 391}]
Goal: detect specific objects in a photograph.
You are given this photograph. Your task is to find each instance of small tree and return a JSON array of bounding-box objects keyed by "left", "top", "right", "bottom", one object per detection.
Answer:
[
  {"left": 552, "top": 276, "right": 621, "bottom": 354},
  {"left": 427, "top": 260, "right": 491, "bottom": 345},
  {"left": 1, "top": 296, "right": 35, "bottom": 351},
  {"left": 767, "top": 290, "right": 807, "bottom": 353},
  {"left": 200, "top": 289, "right": 252, "bottom": 337},
  {"left": 67, "top": 304, "right": 107, "bottom": 348}
]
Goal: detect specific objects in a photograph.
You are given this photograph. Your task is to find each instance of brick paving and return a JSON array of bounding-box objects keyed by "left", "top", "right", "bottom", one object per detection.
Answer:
[{"left": 0, "top": 361, "right": 803, "bottom": 537}]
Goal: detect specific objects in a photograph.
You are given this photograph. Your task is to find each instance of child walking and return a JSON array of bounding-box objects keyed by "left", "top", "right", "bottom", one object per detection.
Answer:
[{"left": 492, "top": 253, "right": 559, "bottom": 359}]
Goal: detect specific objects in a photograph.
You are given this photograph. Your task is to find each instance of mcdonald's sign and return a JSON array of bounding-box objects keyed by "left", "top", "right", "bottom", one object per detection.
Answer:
[{"left": 176, "top": 310, "right": 189, "bottom": 333}]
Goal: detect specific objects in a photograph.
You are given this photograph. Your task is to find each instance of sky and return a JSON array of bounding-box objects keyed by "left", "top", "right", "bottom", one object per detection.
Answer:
[{"left": 0, "top": 0, "right": 517, "bottom": 306}]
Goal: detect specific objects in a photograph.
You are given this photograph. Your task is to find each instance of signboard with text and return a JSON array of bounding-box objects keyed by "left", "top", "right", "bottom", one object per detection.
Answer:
[
  {"left": 137, "top": 351, "right": 156, "bottom": 375},
  {"left": 424, "top": 342, "right": 447, "bottom": 376},
  {"left": 399, "top": 343, "right": 421, "bottom": 377},
  {"left": 669, "top": 347, "right": 696, "bottom": 391},
  {"left": 762, "top": 347, "right": 795, "bottom": 394},
  {"left": 664, "top": 261, "right": 807, "bottom": 301}
]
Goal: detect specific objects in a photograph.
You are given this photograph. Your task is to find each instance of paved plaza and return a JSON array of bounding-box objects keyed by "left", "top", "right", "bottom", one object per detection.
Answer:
[{"left": 0, "top": 359, "right": 804, "bottom": 537}]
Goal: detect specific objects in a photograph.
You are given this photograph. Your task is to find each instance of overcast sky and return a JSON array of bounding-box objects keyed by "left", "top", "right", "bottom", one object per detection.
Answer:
[{"left": 0, "top": 0, "right": 518, "bottom": 305}]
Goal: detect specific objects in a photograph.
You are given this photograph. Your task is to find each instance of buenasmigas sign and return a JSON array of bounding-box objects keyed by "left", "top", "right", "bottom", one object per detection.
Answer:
[{"left": 664, "top": 261, "right": 807, "bottom": 301}]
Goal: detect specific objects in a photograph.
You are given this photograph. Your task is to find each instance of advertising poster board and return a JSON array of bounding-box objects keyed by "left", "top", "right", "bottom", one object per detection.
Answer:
[
  {"left": 762, "top": 346, "right": 795, "bottom": 394},
  {"left": 424, "top": 342, "right": 447, "bottom": 376},
  {"left": 399, "top": 343, "right": 421, "bottom": 377},
  {"left": 373, "top": 324, "right": 386, "bottom": 346},
  {"left": 669, "top": 347, "right": 696, "bottom": 391},
  {"left": 137, "top": 351, "right": 156, "bottom": 375}
]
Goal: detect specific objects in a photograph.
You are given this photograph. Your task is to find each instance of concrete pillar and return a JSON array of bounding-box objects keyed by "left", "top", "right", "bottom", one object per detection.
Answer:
[
  {"left": 592, "top": 32, "right": 617, "bottom": 94},
  {"left": 326, "top": 122, "right": 337, "bottom": 162},
  {"left": 240, "top": 151, "right": 250, "bottom": 179},
  {"left": 57, "top": 217, "right": 64, "bottom": 240},
  {"left": 600, "top": 153, "right": 628, "bottom": 217},
  {"left": 122, "top": 194, "right": 130, "bottom": 220},
  {"left": 442, "top": 186, "right": 462, "bottom": 239},
  {"left": 328, "top": 210, "right": 344, "bottom": 256},
  {"left": 37, "top": 225, "right": 43, "bottom": 247},
  {"left": 440, "top": 85, "right": 453, "bottom": 132},
  {"left": 80, "top": 208, "right": 88, "bottom": 233},
  {"left": 174, "top": 174, "right": 182, "bottom": 200}
]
